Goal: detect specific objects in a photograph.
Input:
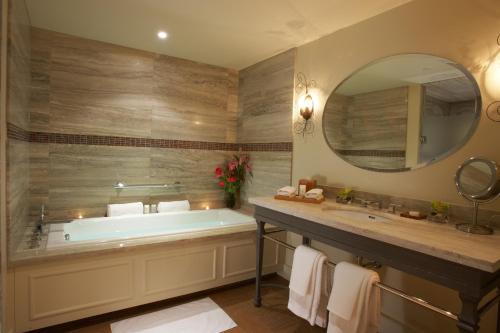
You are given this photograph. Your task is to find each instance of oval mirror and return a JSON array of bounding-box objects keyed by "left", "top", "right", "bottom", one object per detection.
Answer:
[{"left": 323, "top": 54, "right": 481, "bottom": 172}]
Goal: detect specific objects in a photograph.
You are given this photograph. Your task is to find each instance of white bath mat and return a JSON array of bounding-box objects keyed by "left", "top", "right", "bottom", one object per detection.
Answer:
[{"left": 110, "top": 297, "right": 236, "bottom": 333}]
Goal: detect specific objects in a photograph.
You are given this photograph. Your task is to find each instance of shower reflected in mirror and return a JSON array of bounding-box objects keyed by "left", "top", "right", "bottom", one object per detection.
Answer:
[{"left": 323, "top": 54, "right": 481, "bottom": 172}]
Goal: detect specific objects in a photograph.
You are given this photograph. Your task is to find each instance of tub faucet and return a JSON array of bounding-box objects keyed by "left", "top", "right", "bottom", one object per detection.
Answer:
[{"left": 36, "top": 204, "right": 45, "bottom": 233}]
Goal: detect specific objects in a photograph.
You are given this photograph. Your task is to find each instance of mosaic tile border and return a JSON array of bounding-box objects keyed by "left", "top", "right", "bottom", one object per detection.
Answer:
[
  {"left": 335, "top": 149, "right": 406, "bottom": 158},
  {"left": 7, "top": 123, "right": 292, "bottom": 152}
]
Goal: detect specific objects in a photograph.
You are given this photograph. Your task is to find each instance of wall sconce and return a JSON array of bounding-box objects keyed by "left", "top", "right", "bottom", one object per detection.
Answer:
[
  {"left": 486, "top": 33, "right": 500, "bottom": 122},
  {"left": 294, "top": 72, "right": 316, "bottom": 136}
]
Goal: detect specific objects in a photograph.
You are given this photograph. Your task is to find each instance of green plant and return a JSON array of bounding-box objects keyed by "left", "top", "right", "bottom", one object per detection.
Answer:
[
  {"left": 431, "top": 200, "right": 450, "bottom": 215},
  {"left": 338, "top": 187, "right": 353, "bottom": 200}
]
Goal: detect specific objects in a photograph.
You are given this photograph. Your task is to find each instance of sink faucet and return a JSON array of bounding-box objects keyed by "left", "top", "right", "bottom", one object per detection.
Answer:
[
  {"left": 367, "top": 200, "right": 382, "bottom": 210},
  {"left": 354, "top": 198, "right": 382, "bottom": 210},
  {"left": 388, "top": 203, "right": 403, "bottom": 214}
]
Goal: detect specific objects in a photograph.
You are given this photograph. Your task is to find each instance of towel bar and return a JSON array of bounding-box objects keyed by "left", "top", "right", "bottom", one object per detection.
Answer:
[
  {"left": 263, "top": 234, "right": 463, "bottom": 321},
  {"left": 253, "top": 206, "right": 500, "bottom": 332},
  {"left": 113, "top": 181, "right": 182, "bottom": 189}
]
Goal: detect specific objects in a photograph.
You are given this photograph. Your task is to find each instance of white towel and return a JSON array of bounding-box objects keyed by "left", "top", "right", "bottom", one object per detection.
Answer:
[
  {"left": 157, "top": 200, "right": 191, "bottom": 213},
  {"left": 277, "top": 186, "right": 296, "bottom": 197},
  {"left": 107, "top": 202, "right": 144, "bottom": 217},
  {"left": 288, "top": 245, "right": 329, "bottom": 327},
  {"left": 327, "top": 262, "right": 381, "bottom": 333},
  {"left": 305, "top": 188, "right": 323, "bottom": 199}
]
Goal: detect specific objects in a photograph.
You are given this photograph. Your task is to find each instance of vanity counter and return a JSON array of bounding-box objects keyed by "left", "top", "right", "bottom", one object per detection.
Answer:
[{"left": 249, "top": 196, "right": 500, "bottom": 272}]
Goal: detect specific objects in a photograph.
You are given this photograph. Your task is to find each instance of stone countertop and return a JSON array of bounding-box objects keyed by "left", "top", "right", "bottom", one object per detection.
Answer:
[
  {"left": 10, "top": 207, "right": 259, "bottom": 266},
  {"left": 249, "top": 197, "right": 500, "bottom": 273}
]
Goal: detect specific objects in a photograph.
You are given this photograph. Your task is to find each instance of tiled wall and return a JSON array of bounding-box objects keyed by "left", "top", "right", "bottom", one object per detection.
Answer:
[
  {"left": 237, "top": 49, "right": 295, "bottom": 202},
  {"left": 27, "top": 28, "right": 240, "bottom": 221},
  {"left": 21, "top": 29, "right": 294, "bottom": 223},
  {"left": 7, "top": 0, "right": 31, "bottom": 253}
]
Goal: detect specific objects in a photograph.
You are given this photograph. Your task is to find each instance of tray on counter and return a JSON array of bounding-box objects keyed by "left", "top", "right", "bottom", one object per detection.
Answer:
[{"left": 274, "top": 195, "right": 325, "bottom": 204}]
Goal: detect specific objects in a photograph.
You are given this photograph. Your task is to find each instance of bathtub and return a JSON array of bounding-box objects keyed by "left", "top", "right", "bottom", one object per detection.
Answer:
[
  {"left": 16, "top": 207, "right": 281, "bottom": 332},
  {"left": 47, "top": 208, "right": 255, "bottom": 248}
]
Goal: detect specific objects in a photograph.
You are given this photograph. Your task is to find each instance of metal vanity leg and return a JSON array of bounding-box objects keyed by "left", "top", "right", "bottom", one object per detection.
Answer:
[
  {"left": 254, "top": 220, "right": 266, "bottom": 307},
  {"left": 457, "top": 293, "right": 481, "bottom": 333}
]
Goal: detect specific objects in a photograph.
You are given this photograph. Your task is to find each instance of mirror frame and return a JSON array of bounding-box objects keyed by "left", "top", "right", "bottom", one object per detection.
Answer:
[
  {"left": 455, "top": 157, "right": 499, "bottom": 201},
  {"left": 322, "top": 53, "right": 482, "bottom": 173}
]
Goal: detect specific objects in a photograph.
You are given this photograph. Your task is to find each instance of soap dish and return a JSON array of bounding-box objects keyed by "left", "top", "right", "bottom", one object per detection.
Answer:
[{"left": 400, "top": 212, "right": 427, "bottom": 220}]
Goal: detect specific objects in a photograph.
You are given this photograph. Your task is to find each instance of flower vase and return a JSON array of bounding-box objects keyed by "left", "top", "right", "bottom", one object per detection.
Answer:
[{"left": 226, "top": 190, "right": 241, "bottom": 209}]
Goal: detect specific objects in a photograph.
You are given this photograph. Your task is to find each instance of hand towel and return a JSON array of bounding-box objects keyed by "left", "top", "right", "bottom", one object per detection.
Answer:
[
  {"left": 305, "top": 188, "right": 323, "bottom": 199},
  {"left": 288, "top": 245, "right": 329, "bottom": 327},
  {"left": 157, "top": 200, "right": 191, "bottom": 213},
  {"left": 327, "top": 262, "right": 381, "bottom": 333},
  {"left": 277, "top": 186, "right": 296, "bottom": 197},
  {"left": 107, "top": 202, "right": 144, "bottom": 217}
]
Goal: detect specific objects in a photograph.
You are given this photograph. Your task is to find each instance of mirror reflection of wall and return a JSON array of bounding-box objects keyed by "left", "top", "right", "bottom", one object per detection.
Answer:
[
  {"left": 419, "top": 77, "right": 477, "bottom": 165},
  {"left": 459, "top": 161, "right": 494, "bottom": 196},
  {"left": 323, "top": 54, "right": 480, "bottom": 172}
]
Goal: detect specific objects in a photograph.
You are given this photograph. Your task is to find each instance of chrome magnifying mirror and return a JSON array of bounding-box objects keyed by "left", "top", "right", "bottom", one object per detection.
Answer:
[{"left": 455, "top": 157, "right": 500, "bottom": 235}]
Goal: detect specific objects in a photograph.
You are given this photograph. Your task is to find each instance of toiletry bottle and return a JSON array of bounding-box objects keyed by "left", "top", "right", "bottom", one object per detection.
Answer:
[
  {"left": 299, "top": 179, "right": 317, "bottom": 192},
  {"left": 299, "top": 184, "right": 307, "bottom": 196},
  {"left": 151, "top": 204, "right": 157, "bottom": 214},
  {"left": 144, "top": 204, "right": 150, "bottom": 214}
]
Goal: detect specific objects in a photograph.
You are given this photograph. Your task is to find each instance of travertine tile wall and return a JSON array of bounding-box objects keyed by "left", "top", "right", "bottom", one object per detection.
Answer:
[
  {"left": 27, "top": 28, "right": 239, "bottom": 221},
  {"left": 25, "top": 28, "right": 294, "bottom": 223},
  {"left": 30, "top": 28, "right": 238, "bottom": 140},
  {"left": 7, "top": 0, "right": 31, "bottom": 253},
  {"left": 237, "top": 50, "right": 295, "bottom": 201}
]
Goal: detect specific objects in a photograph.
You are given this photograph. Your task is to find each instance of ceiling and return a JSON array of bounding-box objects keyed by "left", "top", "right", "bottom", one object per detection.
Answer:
[{"left": 25, "top": 0, "right": 412, "bottom": 70}]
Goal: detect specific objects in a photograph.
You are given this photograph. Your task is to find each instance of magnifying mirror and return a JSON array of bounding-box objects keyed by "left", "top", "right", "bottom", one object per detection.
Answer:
[{"left": 455, "top": 157, "right": 499, "bottom": 235}]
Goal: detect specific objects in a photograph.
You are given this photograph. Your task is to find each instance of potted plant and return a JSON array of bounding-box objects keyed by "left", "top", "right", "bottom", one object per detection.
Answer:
[
  {"left": 429, "top": 200, "right": 450, "bottom": 223},
  {"left": 215, "top": 154, "right": 253, "bottom": 209},
  {"left": 336, "top": 187, "right": 353, "bottom": 204}
]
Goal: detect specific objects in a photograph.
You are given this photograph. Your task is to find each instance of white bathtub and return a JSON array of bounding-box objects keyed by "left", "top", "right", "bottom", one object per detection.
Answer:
[{"left": 47, "top": 209, "right": 255, "bottom": 248}]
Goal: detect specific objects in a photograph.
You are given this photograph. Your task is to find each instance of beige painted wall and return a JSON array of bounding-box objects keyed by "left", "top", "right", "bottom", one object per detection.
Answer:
[
  {"left": 292, "top": 0, "right": 500, "bottom": 212},
  {"left": 290, "top": 0, "right": 500, "bottom": 332}
]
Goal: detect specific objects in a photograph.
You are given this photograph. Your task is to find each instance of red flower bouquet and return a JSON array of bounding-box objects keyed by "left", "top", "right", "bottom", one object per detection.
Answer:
[{"left": 215, "top": 154, "right": 253, "bottom": 208}]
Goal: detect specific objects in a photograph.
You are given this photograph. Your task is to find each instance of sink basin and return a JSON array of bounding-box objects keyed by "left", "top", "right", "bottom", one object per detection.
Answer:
[{"left": 329, "top": 209, "right": 392, "bottom": 223}]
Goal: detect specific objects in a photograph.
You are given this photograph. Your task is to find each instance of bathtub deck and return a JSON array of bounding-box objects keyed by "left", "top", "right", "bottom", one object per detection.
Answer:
[
  {"left": 27, "top": 275, "right": 322, "bottom": 333},
  {"left": 11, "top": 208, "right": 263, "bottom": 266}
]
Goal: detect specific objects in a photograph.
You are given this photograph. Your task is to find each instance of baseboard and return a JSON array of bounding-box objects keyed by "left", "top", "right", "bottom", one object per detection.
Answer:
[{"left": 278, "top": 264, "right": 291, "bottom": 281}]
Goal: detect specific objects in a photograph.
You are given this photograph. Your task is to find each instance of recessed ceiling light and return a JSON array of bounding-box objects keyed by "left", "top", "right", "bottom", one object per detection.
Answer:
[{"left": 157, "top": 31, "right": 168, "bottom": 40}]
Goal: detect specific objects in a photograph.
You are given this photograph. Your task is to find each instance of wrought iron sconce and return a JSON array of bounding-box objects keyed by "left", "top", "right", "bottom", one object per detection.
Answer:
[
  {"left": 294, "top": 72, "right": 316, "bottom": 136},
  {"left": 486, "top": 33, "right": 500, "bottom": 122},
  {"left": 487, "top": 101, "right": 500, "bottom": 122}
]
